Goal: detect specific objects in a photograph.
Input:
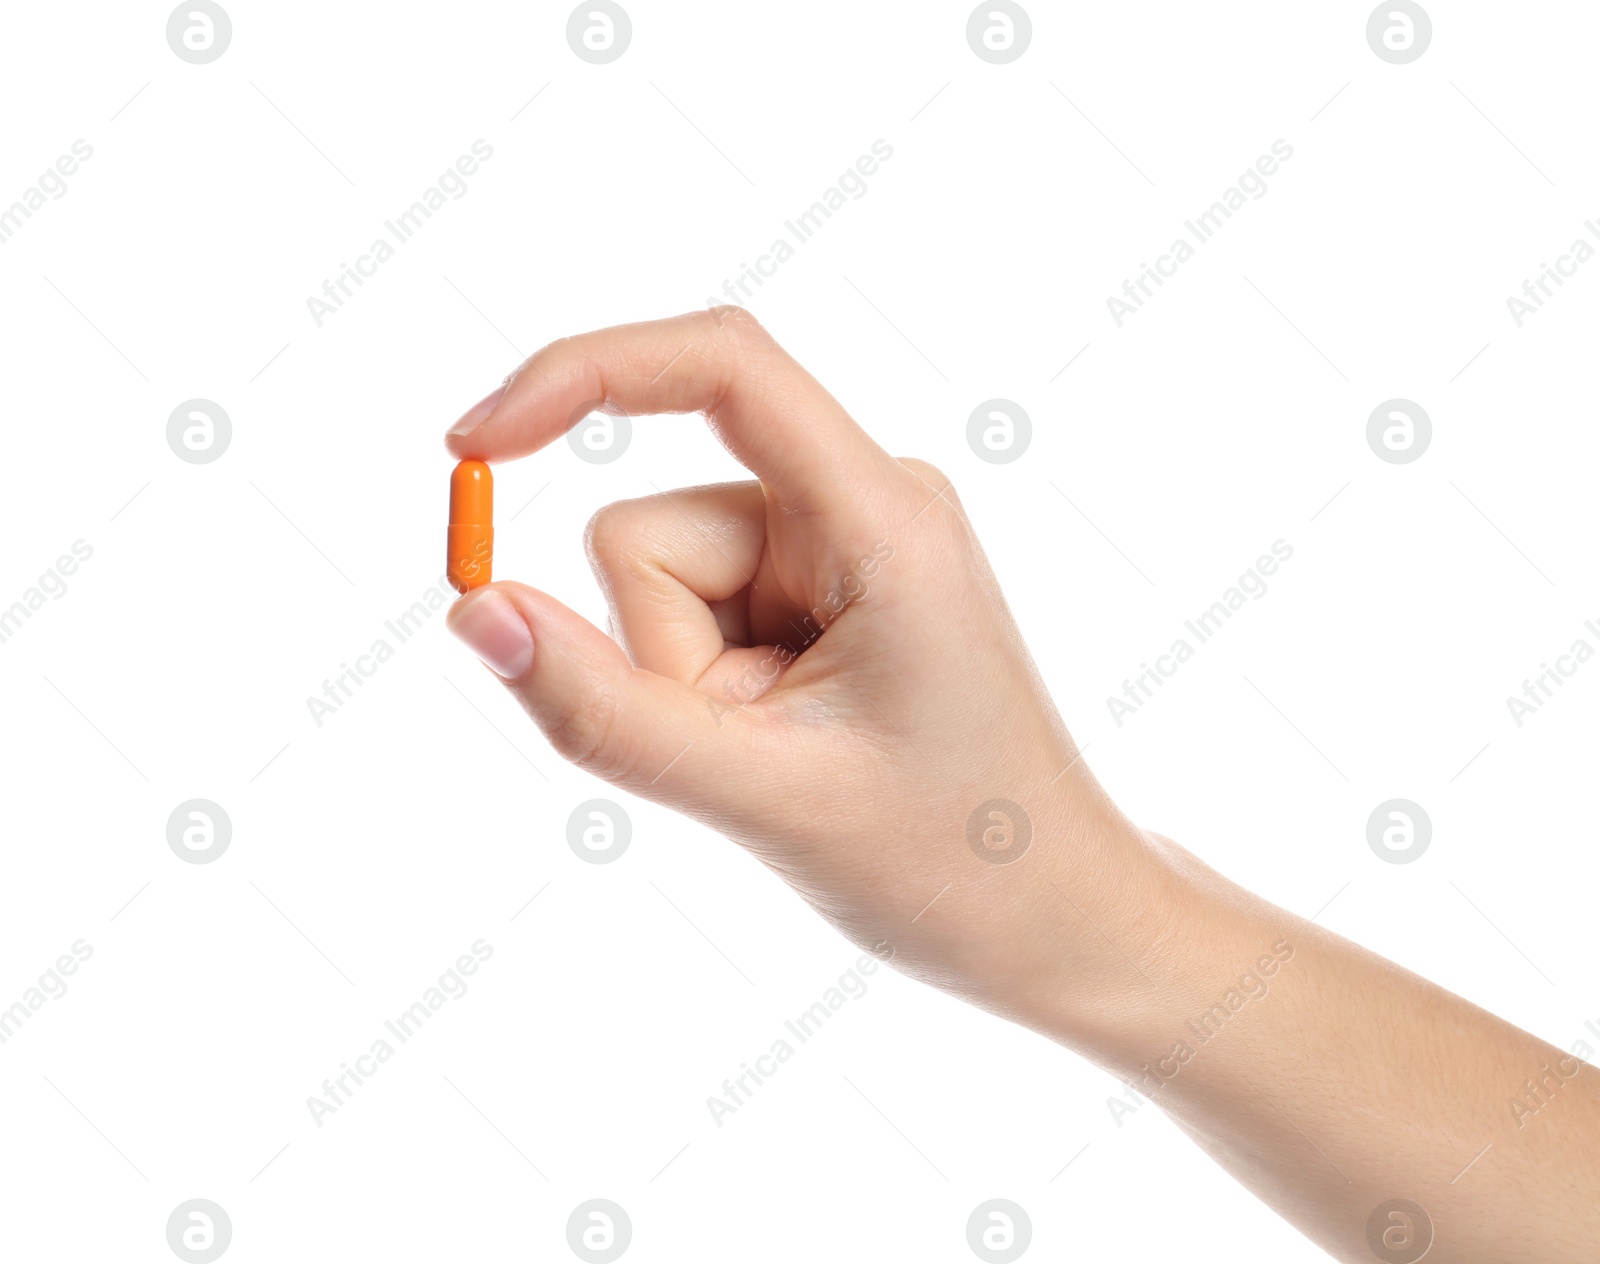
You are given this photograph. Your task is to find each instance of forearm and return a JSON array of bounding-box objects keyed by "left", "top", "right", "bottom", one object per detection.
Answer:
[
  {"left": 442, "top": 311, "right": 1599, "bottom": 1261},
  {"left": 1008, "top": 821, "right": 1600, "bottom": 1262}
]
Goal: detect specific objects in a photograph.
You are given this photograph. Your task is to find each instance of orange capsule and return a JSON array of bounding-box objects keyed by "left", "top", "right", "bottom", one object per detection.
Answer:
[{"left": 447, "top": 459, "right": 494, "bottom": 594}]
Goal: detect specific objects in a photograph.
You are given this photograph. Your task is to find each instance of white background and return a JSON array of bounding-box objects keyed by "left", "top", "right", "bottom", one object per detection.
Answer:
[{"left": 1, "top": 1, "right": 1597, "bottom": 1260}]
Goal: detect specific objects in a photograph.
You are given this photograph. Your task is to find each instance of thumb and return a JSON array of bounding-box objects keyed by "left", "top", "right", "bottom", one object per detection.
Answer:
[{"left": 446, "top": 581, "right": 735, "bottom": 798}]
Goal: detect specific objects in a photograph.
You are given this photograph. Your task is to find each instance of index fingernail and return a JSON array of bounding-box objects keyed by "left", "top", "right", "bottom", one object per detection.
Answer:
[{"left": 448, "top": 382, "right": 507, "bottom": 438}]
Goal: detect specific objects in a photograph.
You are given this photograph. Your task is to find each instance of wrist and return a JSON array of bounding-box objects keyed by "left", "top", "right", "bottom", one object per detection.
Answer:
[{"left": 965, "top": 802, "right": 1258, "bottom": 1072}]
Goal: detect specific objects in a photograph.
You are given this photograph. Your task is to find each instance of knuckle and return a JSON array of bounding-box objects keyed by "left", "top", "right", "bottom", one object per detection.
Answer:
[
  {"left": 897, "top": 459, "right": 975, "bottom": 555},
  {"left": 583, "top": 501, "right": 641, "bottom": 572},
  {"left": 585, "top": 497, "right": 674, "bottom": 581},
  {"left": 899, "top": 457, "right": 966, "bottom": 518},
  {"left": 898, "top": 457, "right": 953, "bottom": 490},
  {"left": 709, "top": 307, "right": 776, "bottom": 366},
  {"left": 696, "top": 307, "right": 776, "bottom": 418},
  {"left": 705, "top": 304, "right": 767, "bottom": 340}
]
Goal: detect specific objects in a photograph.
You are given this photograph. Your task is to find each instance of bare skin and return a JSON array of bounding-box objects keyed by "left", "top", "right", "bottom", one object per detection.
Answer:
[{"left": 444, "top": 309, "right": 1600, "bottom": 1263}]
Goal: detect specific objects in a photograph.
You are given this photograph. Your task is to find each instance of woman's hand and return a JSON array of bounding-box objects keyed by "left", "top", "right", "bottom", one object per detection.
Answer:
[
  {"left": 443, "top": 307, "right": 1169, "bottom": 1035},
  {"left": 446, "top": 310, "right": 1600, "bottom": 1264}
]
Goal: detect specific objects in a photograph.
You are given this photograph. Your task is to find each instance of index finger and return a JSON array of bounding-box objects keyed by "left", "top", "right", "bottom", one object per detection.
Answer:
[{"left": 444, "top": 307, "right": 895, "bottom": 513}]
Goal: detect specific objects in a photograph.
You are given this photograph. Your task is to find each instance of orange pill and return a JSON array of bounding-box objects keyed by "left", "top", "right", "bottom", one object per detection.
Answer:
[{"left": 447, "top": 459, "right": 494, "bottom": 594}]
